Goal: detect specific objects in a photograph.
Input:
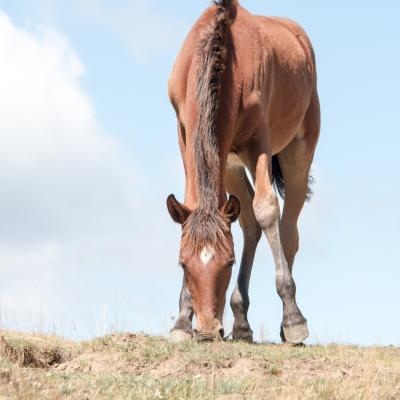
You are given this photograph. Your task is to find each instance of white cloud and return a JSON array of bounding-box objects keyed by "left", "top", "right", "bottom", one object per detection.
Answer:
[
  {"left": 0, "top": 11, "right": 139, "bottom": 242},
  {"left": 0, "top": 10, "right": 182, "bottom": 337}
]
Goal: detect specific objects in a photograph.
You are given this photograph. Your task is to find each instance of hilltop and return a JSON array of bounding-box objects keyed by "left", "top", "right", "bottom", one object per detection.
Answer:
[{"left": 0, "top": 330, "right": 399, "bottom": 399}]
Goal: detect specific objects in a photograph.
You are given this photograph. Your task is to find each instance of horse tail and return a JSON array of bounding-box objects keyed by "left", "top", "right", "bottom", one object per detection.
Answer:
[
  {"left": 194, "top": 0, "right": 237, "bottom": 211},
  {"left": 271, "top": 155, "right": 285, "bottom": 200},
  {"left": 216, "top": 0, "right": 238, "bottom": 7},
  {"left": 272, "top": 155, "right": 314, "bottom": 201}
]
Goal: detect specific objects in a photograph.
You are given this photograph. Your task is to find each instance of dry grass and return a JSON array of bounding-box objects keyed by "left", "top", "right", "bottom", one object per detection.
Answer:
[
  {"left": 0, "top": 330, "right": 399, "bottom": 399},
  {"left": 0, "top": 332, "right": 73, "bottom": 369}
]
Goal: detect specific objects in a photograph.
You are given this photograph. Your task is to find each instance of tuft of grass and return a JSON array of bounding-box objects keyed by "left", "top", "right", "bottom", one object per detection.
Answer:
[
  {"left": 0, "top": 330, "right": 399, "bottom": 399},
  {"left": 0, "top": 332, "right": 73, "bottom": 368}
]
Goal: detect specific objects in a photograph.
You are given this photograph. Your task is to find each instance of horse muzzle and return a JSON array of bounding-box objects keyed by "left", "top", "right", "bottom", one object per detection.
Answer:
[{"left": 194, "top": 325, "right": 224, "bottom": 342}]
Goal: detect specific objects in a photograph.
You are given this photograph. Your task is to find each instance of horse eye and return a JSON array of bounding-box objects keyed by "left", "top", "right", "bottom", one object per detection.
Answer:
[
  {"left": 180, "top": 263, "right": 186, "bottom": 270},
  {"left": 228, "top": 260, "right": 235, "bottom": 268}
]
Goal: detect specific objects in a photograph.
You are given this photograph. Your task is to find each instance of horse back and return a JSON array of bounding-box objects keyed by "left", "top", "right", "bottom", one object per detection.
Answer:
[{"left": 169, "top": 4, "right": 318, "bottom": 153}]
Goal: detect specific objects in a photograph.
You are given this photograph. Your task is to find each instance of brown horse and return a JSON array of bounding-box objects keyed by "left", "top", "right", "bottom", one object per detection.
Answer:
[{"left": 167, "top": 0, "right": 320, "bottom": 343}]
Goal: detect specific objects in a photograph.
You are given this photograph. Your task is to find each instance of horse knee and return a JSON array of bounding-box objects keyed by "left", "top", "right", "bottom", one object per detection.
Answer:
[{"left": 253, "top": 191, "right": 280, "bottom": 230}]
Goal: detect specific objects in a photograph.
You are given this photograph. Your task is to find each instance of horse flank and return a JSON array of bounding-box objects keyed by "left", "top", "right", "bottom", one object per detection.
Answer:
[{"left": 184, "top": 0, "right": 237, "bottom": 251}]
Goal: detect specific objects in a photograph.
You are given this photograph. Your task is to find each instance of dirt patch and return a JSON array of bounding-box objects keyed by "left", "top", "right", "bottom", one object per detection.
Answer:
[
  {"left": 147, "top": 356, "right": 212, "bottom": 379},
  {"left": 218, "top": 358, "right": 271, "bottom": 378},
  {"left": 57, "top": 352, "right": 272, "bottom": 380},
  {"left": 148, "top": 357, "right": 281, "bottom": 380},
  {"left": 57, "top": 353, "right": 192, "bottom": 377},
  {"left": 56, "top": 352, "right": 128, "bottom": 374},
  {"left": 282, "top": 356, "right": 352, "bottom": 381}
]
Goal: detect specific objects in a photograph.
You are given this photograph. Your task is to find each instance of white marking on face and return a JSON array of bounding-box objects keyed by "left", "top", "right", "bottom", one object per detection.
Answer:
[{"left": 200, "top": 246, "right": 214, "bottom": 265}]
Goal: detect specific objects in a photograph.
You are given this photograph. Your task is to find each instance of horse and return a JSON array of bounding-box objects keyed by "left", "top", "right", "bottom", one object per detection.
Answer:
[{"left": 167, "top": 0, "right": 320, "bottom": 343}]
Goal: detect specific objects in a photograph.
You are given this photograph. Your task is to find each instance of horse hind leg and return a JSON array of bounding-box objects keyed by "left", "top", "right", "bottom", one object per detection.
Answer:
[
  {"left": 277, "top": 101, "right": 320, "bottom": 342},
  {"left": 225, "top": 154, "right": 261, "bottom": 342},
  {"left": 279, "top": 91, "right": 320, "bottom": 272},
  {"left": 245, "top": 137, "right": 307, "bottom": 345},
  {"left": 278, "top": 138, "right": 318, "bottom": 270}
]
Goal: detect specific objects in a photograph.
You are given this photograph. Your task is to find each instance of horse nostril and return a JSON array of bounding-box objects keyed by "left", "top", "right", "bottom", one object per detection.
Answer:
[
  {"left": 219, "top": 328, "right": 224, "bottom": 338},
  {"left": 195, "top": 330, "right": 215, "bottom": 342}
]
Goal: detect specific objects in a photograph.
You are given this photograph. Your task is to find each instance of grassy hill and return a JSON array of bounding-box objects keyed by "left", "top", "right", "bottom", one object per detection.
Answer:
[{"left": 0, "top": 330, "right": 399, "bottom": 399}]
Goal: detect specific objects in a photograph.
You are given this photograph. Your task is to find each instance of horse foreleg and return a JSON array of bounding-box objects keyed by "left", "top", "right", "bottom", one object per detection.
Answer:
[
  {"left": 225, "top": 156, "right": 261, "bottom": 342},
  {"left": 169, "top": 278, "right": 193, "bottom": 342}
]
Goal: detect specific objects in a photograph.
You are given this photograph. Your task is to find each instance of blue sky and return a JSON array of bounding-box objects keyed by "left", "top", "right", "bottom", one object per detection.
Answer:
[{"left": 0, "top": 0, "right": 399, "bottom": 346}]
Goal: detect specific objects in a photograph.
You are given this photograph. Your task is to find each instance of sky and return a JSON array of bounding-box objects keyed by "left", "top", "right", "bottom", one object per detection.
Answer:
[{"left": 0, "top": 0, "right": 399, "bottom": 346}]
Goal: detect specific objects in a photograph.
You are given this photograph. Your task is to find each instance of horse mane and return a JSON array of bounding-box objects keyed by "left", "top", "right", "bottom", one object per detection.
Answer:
[{"left": 184, "top": 0, "right": 237, "bottom": 251}]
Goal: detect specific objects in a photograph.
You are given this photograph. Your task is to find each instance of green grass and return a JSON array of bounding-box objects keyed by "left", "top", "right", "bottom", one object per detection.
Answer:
[{"left": 0, "top": 330, "right": 399, "bottom": 399}]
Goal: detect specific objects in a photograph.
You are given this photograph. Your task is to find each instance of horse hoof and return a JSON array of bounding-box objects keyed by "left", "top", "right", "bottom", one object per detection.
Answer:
[
  {"left": 232, "top": 324, "right": 254, "bottom": 343},
  {"left": 282, "top": 322, "right": 309, "bottom": 344},
  {"left": 169, "top": 330, "right": 193, "bottom": 343},
  {"left": 232, "top": 333, "right": 253, "bottom": 343}
]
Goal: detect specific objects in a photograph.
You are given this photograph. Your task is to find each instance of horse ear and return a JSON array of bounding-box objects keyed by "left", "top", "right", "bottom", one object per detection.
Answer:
[
  {"left": 167, "top": 194, "right": 191, "bottom": 225},
  {"left": 222, "top": 195, "right": 241, "bottom": 223}
]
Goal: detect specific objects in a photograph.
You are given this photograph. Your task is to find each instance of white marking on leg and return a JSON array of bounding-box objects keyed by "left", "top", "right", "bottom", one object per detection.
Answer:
[{"left": 200, "top": 246, "right": 214, "bottom": 265}]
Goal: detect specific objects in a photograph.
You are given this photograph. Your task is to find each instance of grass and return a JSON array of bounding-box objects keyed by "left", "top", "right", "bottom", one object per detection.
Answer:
[{"left": 0, "top": 330, "right": 399, "bottom": 399}]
